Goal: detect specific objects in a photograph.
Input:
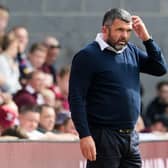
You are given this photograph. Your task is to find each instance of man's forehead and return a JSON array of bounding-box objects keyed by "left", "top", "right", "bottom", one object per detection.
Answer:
[
  {"left": 113, "top": 18, "right": 132, "bottom": 24},
  {"left": 111, "top": 18, "right": 132, "bottom": 28}
]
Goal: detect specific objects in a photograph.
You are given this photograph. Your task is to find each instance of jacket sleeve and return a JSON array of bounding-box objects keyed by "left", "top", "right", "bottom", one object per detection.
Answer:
[
  {"left": 138, "top": 39, "right": 168, "bottom": 76},
  {"left": 68, "top": 50, "right": 94, "bottom": 139}
]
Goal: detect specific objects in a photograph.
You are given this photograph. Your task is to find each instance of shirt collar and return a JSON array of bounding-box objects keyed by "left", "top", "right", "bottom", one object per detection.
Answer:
[
  {"left": 95, "top": 33, "right": 127, "bottom": 54},
  {"left": 25, "top": 85, "right": 35, "bottom": 94}
]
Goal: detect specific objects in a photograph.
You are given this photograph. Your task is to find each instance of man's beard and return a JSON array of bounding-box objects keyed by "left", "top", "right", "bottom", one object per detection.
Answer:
[{"left": 107, "top": 38, "right": 128, "bottom": 51}]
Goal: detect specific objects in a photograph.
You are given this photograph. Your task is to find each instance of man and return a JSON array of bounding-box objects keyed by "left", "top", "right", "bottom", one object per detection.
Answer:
[
  {"left": 141, "top": 115, "right": 168, "bottom": 133},
  {"left": 11, "top": 26, "right": 29, "bottom": 54},
  {"left": 38, "top": 104, "right": 56, "bottom": 133},
  {"left": 14, "top": 70, "right": 45, "bottom": 109},
  {"left": 19, "top": 42, "right": 47, "bottom": 80},
  {"left": 145, "top": 81, "right": 168, "bottom": 126},
  {"left": 19, "top": 105, "right": 44, "bottom": 139},
  {"left": 10, "top": 26, "right": 29, "bottom": 63},
  {"left": 42, "top": 36, "right": 61, "bottom": 83},
  {"left": 55, "top": 112, "right": 78, "bottom": 135},
  {"left": 69, "top": 8, "right": 167, "bottom": 168},
  {"left": 0, "top": 4, "right": 9, "bottom": 36}
]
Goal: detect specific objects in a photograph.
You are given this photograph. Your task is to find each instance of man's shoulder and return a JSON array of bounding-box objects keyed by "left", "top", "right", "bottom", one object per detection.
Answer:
[
  {"left": 14, "top": 88, "right": 33, "bottom": 98},
  {"left": 73, "top": 41, "right": 100, "bottom": 60},
  {"left": 77, "top": 41, "right": 99, "bottom": 54}
]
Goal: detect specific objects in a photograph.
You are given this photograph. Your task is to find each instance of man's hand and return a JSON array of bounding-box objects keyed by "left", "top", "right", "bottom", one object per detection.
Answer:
[
  {"left": 132, "top": 15, "right": 150, "bottom": 41},
  {"left": 80, "top": 136, "right": 96, "bottom": 161}
]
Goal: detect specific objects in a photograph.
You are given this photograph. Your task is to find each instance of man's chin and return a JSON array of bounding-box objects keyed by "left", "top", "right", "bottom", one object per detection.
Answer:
[{"left": 114, "top": 44, "right": 126, "bottom": 51}]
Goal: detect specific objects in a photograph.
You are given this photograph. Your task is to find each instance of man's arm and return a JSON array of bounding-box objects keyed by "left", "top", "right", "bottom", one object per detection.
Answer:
[
  {"left": 69, "top": 50, "right": 92, "bottom": 138},
  {"left": 68, "top": 50, "right": 96, "bottom": 161},
  {"left": 132, "top": 16, "right": 168, "bottom": 75}
]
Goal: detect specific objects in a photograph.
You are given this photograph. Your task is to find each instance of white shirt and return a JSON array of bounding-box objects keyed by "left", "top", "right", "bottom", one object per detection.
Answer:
[
  {"left": 26, "top": 130, "right": 44, "bottom": 140},
  {"left": 0, "top": 54, "right": 21, "bottom": 94},
  {"left": 25, "top": 85, "right": 44, "bottom": 105},
  {"left": 95, "top": 33, "right": 127, "bottom": 54}
]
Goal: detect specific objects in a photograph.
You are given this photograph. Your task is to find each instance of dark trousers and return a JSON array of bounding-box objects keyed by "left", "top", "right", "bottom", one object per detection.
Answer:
[{"left": 87, "top": 127, "right": 142, "bottom": 168}]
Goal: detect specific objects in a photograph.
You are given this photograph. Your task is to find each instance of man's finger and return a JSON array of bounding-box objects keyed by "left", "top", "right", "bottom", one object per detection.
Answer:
[
  {"left": 81, "top": 146, "right": 88, "bottom": 159},
  {"left": 90, "top": 144, "right": 96, "bottom": 161},
  {"left": 87, "top": 148, "right": 93, "bottom": 161}
]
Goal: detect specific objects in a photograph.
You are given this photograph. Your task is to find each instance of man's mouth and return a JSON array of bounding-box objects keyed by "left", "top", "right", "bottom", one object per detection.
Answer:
[{"left": 118, "top": 41, "right": 126, "bottom": 45}]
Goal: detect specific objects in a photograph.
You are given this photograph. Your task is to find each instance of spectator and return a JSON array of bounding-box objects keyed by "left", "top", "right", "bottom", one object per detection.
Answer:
[
  {"left": 55, "top": 112, "right": 78, "bottom": 135},
  {"left": 51, "top": 65, "right": 70, "bottom": 112},
  {"left": 145, "top": 81, "right": 168, "bottom": 126},
  {"left": 19, "top": 42, "right": 47, "bottom": 81},
  {"left": 0, "top": 105, "right": 17, "bottom": 135},
  {"left": 18, "top": 106, "right": 79, "bottom": 141},
  {"left": 0, "top": 32, "right": 21, "bottom": 94},
  {"left": 10, "top": 26, "right": 29, "bottom": 61},
  {"left": 28, "top": 43, "right": 47, "bottom": 69},
  {"left": 1, "top": 125, "right": 28, "bottom": 139},
  {"left": 38, "top": 104, "right": 56, "bottom": 133},
  {"left": 42, "top": 36, "right": 61, "bottom": 83},
  {"left": 141, "top": 115, "right": 168, "bottom": 133},
  {"left": 18, "top": 105, "right": 43, "bottom": 139},
  {"left": 43, "top": 73, "right": 54, "bottom": 88},
  {"left": 13, "top": 70, "right": 45, "bottom": 109},
  {"left": 0, "top": 4, "right": 9, "bottom": 36},
  {"left": 10, "top": 26, "right": 29, "bottom": 84}
]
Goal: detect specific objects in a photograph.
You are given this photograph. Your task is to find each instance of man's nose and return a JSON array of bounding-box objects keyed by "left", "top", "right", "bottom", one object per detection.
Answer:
[{"left": 121, "top": 31, "right": 128, "bottom": 39}]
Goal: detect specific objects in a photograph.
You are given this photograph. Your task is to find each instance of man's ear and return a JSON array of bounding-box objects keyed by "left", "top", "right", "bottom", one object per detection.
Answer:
[
  {"left": 101, "top": 26, "right": 109, "bottom": 40},
  {"left": 101, "top": 26, "right": 106, "bottom": 34}
]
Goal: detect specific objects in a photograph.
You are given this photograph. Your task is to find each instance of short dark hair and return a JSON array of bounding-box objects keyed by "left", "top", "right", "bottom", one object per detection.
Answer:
[
  {"left": 10, "top": 25, "right": 27, "bottom": 32},
  {"left": 19, "top": 105, "right": 40, "bottom": 115},
  {"left": 0, "top": 32, "right": 17, "bottom": 50},
  {"left": 102, "top": 8, "right": 132, "bottom": 26},
  {"left": 38, "top": 104, "right": 55, "bottom": 114},
  {"left": 156, "top": 81, "right": 168, "bottom": 91},
  {"left": 29, "top": 42, "right": 47, "bottom": 54},
  {"left": 26, "top": 70, "right": 44, "bottom": 81}
]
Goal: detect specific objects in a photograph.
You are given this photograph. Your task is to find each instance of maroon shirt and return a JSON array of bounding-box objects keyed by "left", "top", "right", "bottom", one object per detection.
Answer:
[{"left": 13, "top": 88, "right": 37, "bottom": 109}]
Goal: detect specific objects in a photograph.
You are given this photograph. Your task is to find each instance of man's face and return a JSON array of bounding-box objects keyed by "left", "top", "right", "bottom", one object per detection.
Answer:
[
  {"left": 47, "top": 47, "right": 60, "bottom": 64},
  {"left": 15, "top": 28, "right": 29, "bottom": 53},
  {"left": 0, "top": 14, "right": 9, "bottom": 33},
  {"left": 102, "top": 18, "right": 132, "bottom": 50},
  {"left": 29, "top": 50, "right": 47, "bottom": 69},
  {"left": 19, "top": 112, "right": 40, "bottom": 132},
  {"left": 39, "top": 107, "right": 55, "bottom": 131},
  {"left": 44, "top": 37, "right": 60, "bottom": 65},
  {"left": 29, "top": 73, "right": 46, "bottom": 92}
]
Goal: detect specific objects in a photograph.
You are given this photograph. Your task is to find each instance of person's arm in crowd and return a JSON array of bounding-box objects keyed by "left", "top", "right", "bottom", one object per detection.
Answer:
[{"left": 132, "top": 16, "right": 168, "bottom": 75}]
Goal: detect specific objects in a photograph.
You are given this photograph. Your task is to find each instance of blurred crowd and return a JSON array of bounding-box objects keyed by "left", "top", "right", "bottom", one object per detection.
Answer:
[
  {"left": 0, "top": 4, "right": 78, "bottom": 140},
  {"left": 0, "top": 4, "right": 168, "bottom": 141}
]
